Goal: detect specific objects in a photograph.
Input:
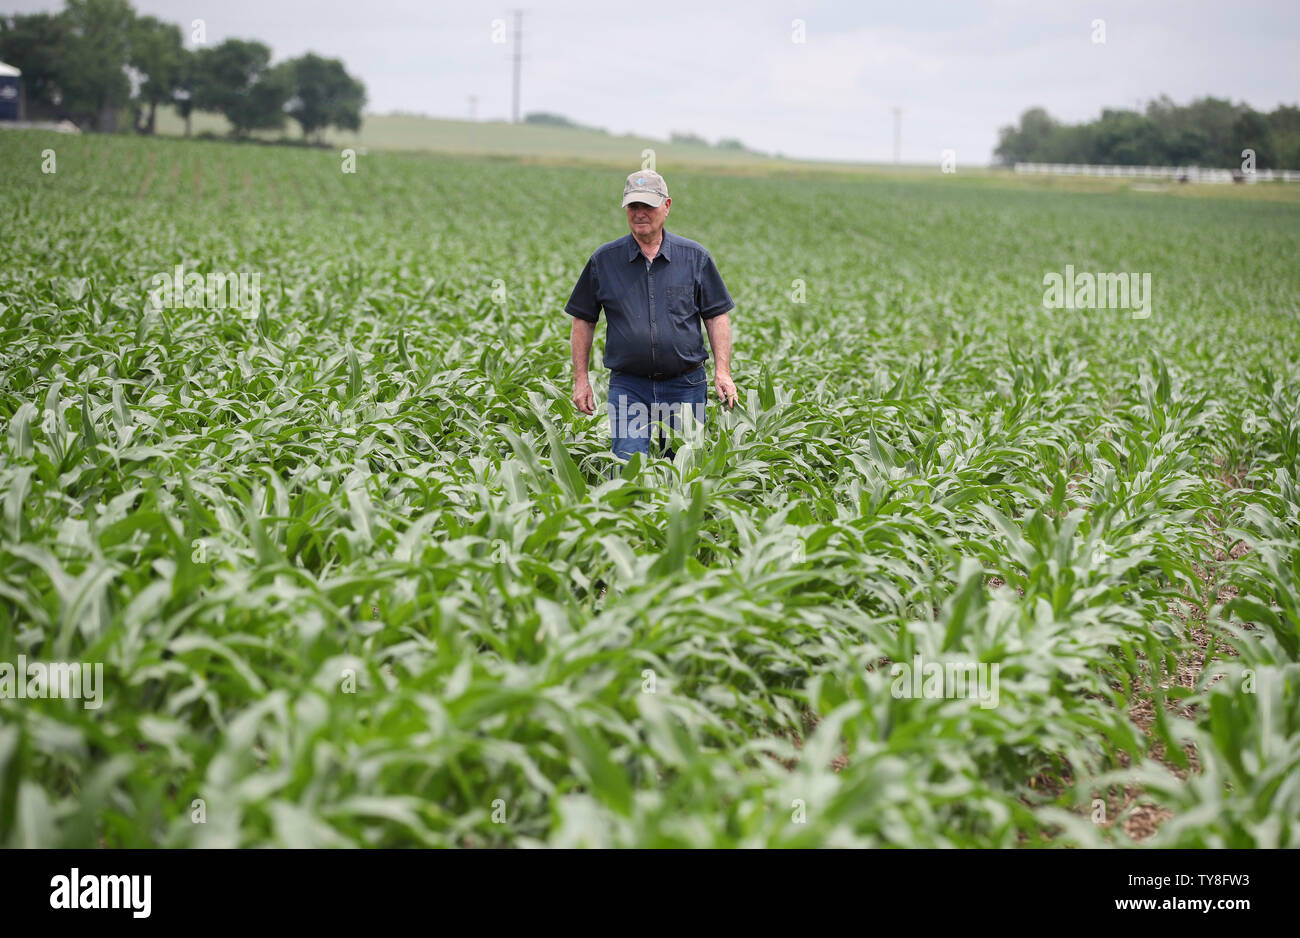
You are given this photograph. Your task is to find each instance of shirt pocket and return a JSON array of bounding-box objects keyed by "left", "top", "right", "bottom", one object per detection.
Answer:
[{"left": 666, "top": 284, "right": 695, "bottom": 319}]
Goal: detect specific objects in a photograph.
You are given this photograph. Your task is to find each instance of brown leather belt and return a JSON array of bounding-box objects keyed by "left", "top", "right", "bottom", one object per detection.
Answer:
[{"left": 646, "top": 362, "right": 703, "bottom": 381}]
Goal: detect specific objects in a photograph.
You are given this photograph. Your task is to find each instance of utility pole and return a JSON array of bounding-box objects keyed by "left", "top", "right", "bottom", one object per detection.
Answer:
[
  {"left": 511, "top": 10, "right": 523, "bottom": 123},
  {"left": 892, "top": 107, "right": 901, "bottom": 164},
  {"left": 469, "top": 95, "right": 478, "bottom": 121}
]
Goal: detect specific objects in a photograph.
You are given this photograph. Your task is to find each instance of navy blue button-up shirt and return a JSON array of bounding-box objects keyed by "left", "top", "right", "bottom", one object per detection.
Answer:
[{"left": 565, "top": 228, "right": 734, "bottom": 377}]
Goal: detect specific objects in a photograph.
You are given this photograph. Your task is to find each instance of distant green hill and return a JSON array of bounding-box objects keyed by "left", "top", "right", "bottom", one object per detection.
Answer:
[
  {"left": 139, "top": 107, "right": 1300, "bottom": 199},
  {"left": 149, "top": 106, "right": 899, "bottom": 176}
]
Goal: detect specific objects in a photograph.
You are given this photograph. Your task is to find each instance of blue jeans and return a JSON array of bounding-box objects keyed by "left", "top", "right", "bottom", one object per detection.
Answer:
[{"left": 608, "top": 368, "right": 708, "bottom": 461}]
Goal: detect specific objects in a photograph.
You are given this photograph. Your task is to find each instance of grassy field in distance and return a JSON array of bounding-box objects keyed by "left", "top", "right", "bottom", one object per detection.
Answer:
[{"left": 142, "top": 106, "right": 1300, "bottom": 200}]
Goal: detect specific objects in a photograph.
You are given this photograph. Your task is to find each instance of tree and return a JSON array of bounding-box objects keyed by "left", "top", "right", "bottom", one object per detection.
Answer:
[
  {"left": 0, "top": 12, "right": 72, "bottom": 119},
  {"left": 128, "top": 15, "right": 182, "bottom": 134},
  {"left": 1091, "top": 108, "right": 1157, "bottom": 164},
  {"left": 282, "top": 52, "right": 365, "bottom": 142},
  {"left": 172, "top": 47, "right": 198, "bottom": 137},
  {"left": 993, "top": 107, "right": 1059, "bottom": 164},
  {"left": 670, "top": 131, "right": 708, "bottom": 146},
  {"left": 524, "top": 111, "right": 579, "bottom": 127},
  {"left": 243, "top": 61, "right": 292, "bottom": 135},
  {"left": 523, "top": 111, "right": 605, "bottom": 133},
  {"left": 192, "top": 39, "right": 287, "bottom": 136},
  {"left": 60, "top": 0, "right": 135, "bottom": 131},
  {"left": 1266, "top": 105, "right": 1300, "bottom": 170},
  {"left": 1231, "top": 109, "right": 1273, "bottom": 169},
  {"left": 1145, "top": 95, "right": 1202, "bottom": 164},
  {"left": 1185, "top": 97, "right": 1242, "bottom": 167},
  {"left": 994, "top": 98, "right": 1299, "bottom": 168}
]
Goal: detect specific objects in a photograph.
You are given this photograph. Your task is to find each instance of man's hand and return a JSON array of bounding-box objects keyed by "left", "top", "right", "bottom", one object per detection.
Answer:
[
  {"left": 573, "top": 377, "right": 595, "bottom": 415},
  {"left": 715, "top": 371, "right": 738, "bottom": 409},
  {"left": 570, "top": 318, "right": 597, "bottom": 414},
  {"left": 703, "top": 312, "right": 736, "bottom": 408}
]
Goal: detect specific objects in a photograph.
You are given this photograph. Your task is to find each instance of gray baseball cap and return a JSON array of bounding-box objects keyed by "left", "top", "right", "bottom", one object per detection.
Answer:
[{"left": 622, "top": 170, "right": 669, "bottom": 207}]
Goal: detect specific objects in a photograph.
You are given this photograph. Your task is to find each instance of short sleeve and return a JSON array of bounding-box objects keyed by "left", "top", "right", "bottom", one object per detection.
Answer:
[
  {"left": 564, "top": 255, "right": 601, "bottom": 322},
  {"left": 697, "top": 252, "right": 734, "bottom": 319}
]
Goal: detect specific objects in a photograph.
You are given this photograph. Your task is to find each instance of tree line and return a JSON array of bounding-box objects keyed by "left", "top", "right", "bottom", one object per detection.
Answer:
[
  {"left": 995, "top": 96, "right": 1300, "bottom": 169},
  {"left": 0, "top": 0, "right": 365, "bottom": 141}
]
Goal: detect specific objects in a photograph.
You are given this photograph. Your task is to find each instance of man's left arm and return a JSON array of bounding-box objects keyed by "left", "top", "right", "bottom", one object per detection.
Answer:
[
  {"left": 704, "top": 313, "right": 737, "bottom": 408},
  {"left": 698, "top": 250, "right": 737, "bottom": 409}
]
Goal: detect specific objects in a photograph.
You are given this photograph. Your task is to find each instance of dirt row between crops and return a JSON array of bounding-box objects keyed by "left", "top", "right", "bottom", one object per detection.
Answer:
[
  {"left": 1019, "top": 460, "right": 1255, "bottom": 842},
  {"left": 774, "top": 460, "right": 1259, "bottom": 845}
]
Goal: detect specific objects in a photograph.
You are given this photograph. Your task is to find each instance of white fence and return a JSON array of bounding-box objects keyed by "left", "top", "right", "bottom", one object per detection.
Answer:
[{"left": 1013, "top": 162, "right": 1300, "bottom": 184}]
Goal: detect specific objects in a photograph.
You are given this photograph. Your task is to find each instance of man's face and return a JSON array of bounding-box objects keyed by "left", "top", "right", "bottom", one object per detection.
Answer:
[{"left": 626, "top": 197, "right": 670, "bottom": 238}]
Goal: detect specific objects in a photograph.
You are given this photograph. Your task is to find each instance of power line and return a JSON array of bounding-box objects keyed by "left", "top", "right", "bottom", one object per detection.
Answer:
[{"left": 511, "top": 10, "right": 523, "bottom": 123}]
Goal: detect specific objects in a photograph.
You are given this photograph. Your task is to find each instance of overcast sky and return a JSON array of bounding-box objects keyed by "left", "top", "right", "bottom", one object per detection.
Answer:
[{"left": 7, "top": 0, "right": 1299, "bottom": 164}]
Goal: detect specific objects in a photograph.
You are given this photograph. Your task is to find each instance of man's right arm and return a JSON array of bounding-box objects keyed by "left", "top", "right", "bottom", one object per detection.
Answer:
[
  {"left": 571, "top": 318, "right": 596, "bottom": 414},
  {"left": 565, "top": 255, "right": 601, "bottom": 415}
]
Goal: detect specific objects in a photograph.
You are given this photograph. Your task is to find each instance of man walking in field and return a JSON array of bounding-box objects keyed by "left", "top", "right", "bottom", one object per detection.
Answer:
[{"left": 566, "top": 169, "right": 738, "bottom": 462}]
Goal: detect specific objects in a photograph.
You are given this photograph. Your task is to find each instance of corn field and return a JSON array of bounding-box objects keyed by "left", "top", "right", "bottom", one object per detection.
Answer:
[{"left": 1, "top": 133, "right": 1297, "bottom": 847}]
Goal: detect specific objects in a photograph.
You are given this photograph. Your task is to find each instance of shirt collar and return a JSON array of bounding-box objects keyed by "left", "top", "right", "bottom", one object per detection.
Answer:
[{"left": 626, "top": 227, "right": 672, "bottom": 264}]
